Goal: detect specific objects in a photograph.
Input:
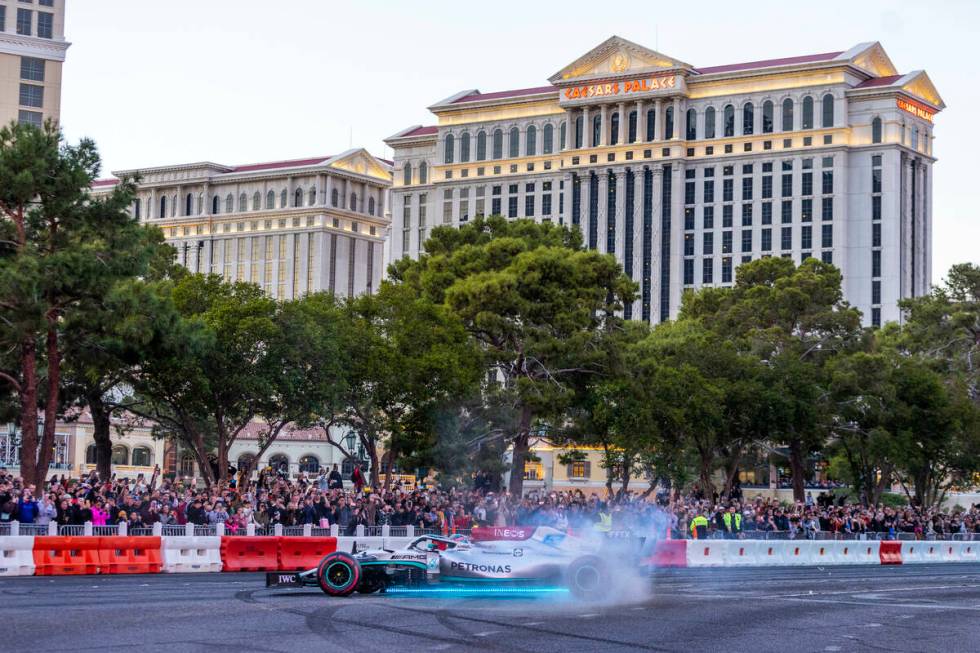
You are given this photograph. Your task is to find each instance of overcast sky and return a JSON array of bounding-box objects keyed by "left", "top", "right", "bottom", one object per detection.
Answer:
[{"left": 61, "top": 0, "right": 978, "bottom": 282}]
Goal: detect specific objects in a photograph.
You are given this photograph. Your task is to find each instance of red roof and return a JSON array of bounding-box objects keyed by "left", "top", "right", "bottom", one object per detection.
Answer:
[
  {"left": 92, "top": 178, "right": 118, "bottom": 187},
  {"left": 452, "top": 85, "right": 557, "bottom": 104},
  {"left": 854, "top": 74, "right": 903, "bottom": 88},
  {"left": 402, "top": 125, "right": 439, "bottom": 137},
  {"left": 694, "top": 51, "right": 844, "bottom": 75},
  {"left": 231, "top": 156, "right": 332, "bottom": 173}
]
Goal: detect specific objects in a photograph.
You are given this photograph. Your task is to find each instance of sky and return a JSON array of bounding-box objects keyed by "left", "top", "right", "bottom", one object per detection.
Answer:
[{"left": 61, "top": 0, "right": 979, "bottom": 283}]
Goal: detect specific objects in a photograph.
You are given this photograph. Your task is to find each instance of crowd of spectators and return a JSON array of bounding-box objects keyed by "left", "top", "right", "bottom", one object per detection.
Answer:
[{"left": 1, "top": 465, "right": 977, "bottom": 541}]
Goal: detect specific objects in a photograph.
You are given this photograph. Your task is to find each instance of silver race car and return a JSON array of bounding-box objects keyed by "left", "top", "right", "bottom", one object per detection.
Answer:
[{"left": 266, "top": 526, "right": 638, "bottom": 599}]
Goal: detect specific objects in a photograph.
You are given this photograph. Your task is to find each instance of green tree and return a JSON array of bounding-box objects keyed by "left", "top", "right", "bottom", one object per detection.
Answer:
[
  {"left": 392, "top": 216, "right": 635, "bottom": 496},
  {"left": 0, "top": 122, "right": 152, "bottom": 486}
]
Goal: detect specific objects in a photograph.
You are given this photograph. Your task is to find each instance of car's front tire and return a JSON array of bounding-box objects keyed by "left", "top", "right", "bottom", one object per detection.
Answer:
[
  {"left": 565, "top": 555, "right": 611, "bottom": 600},
  {"left": 316, "top": 552, "right": 361, "bottom": 596}
]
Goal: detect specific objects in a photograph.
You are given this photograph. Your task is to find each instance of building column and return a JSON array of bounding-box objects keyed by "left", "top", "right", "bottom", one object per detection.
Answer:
[
  {"left": 597, "top": 170, "right": 609, "bottom": 253},
  {"left": 669, "top": 161, "right": 685, "bottom": 318},
  {"left": 631, "top": 168, "right": 644, "bottom": 318},
  {"left": 672, "top": 97, "right": 681, "bottom": 140},
  {"left": 654, "top": 99, "right": 663, "bottom": 141},
  {"left": 582, "top": 107, "right": 591, "bottom": 148},
  {"left": 564, "top": 110, "right": 574, "bottom": 150},
  {"left": 580, "top": 172, "right": 591, "bottom": 238},
  {"left": 617, "top": 101, "right": 626, "bottom": 145},
  {"left": 563, "top": 172, "right": 574, "bottom": 224},
  {"left": 636, "top": 100, "right": 646, "bottom": 143},
  {"left": 650, "top": 166, "right": 663, "bottom": 323},
  {"left": 614, "top": 168, "right": 626, "bottom": 258}
]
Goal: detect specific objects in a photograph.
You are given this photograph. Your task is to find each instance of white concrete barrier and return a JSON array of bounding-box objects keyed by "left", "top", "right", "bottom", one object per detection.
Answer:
[
  {"left": 0, "top": 536, "right": 36, "bottom": 576},
  {"left": 686, "top": 540, "right": 730, "bottom": 567},
  {"left": 161, "top": 536, "right": 222, "bottom": 573},
  {"left": 838, "top": 541, "right": 880, "bottom": 565},
  {"left": 901, "top": 541, "right": 944, "bottom": 564},
  {"left": 954, "top": 541, "right": 977, "bottom": 562},
  {"left": 724, "top": 540, "right": 766, "bottom": 566}
]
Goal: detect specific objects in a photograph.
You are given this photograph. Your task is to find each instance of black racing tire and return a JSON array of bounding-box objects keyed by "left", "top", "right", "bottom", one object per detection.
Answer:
[
  {"left": 565, "top": 555, "right": 611, "bottom": 600},
  {"left": 316, "top": 552, "right": 361, "bottom": 596}
]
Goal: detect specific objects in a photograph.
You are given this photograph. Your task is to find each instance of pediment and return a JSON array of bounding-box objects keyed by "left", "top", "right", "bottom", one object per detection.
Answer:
[
  {"left": 901, "top": 71, "right": 945, "bottom": 109},
  {"left": 549, "top": 35, "right": 692, "bottom": 84},
  {"left": 850, "top": 42, "right": 898, "bottom": 77},
  {"left": 328, "top": 149, "right": 392, "bottom": 180}
]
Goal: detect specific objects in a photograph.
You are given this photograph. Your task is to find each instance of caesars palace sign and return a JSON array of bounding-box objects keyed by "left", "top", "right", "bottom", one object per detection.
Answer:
[{"left": 563, "top": 74, "right": 678, "bottom": 101}]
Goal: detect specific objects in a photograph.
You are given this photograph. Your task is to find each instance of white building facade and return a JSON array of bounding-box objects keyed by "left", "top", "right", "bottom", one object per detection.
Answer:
[
  {"left": 92, "top": 150, "right": 392, "bottom": 300},
  {"left": 386, "top": 37, "right": 943, "bottom": 326}
]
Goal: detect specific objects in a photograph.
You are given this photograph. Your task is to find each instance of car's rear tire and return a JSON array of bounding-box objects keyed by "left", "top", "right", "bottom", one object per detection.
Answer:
[
  {"left": 565, "top": 555, "right": 611, "bottom": 600},
  {"left": 316, "top": 552, "right": 361, "bottom": 596}
]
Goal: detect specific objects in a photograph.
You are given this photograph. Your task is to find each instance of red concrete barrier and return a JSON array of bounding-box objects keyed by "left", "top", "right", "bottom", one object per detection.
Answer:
[
  {"left": 220, "top": 536, "right": 279, "bottom": 572},
  {"left": 99, "top": 536, "right": 163, "bottom": 574},
  {"left": 32, "top": 536, "right": 101, "bottom": 575},
  {"left": 277, "top": 537, "right": 337, "bottom": 571},
  {"left": 879, "top": 540, "right": 902, "bottom": 565},
  {"left": 647, "top": 539, "right": 687, "bottom": 567}
]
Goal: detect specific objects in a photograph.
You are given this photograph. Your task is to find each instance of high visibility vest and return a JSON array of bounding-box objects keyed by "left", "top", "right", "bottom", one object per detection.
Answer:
[
  {"left": 690, "top": 515, "right": 708, "bottom": 537},
  {"left": 596, "top": 511, "right": 613, "bottom": 532},
  {"left": 723, "top": 512, "right": 742, "bottom": 530}
]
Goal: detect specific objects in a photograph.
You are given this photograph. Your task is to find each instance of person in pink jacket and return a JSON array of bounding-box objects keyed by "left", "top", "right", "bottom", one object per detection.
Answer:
[{"left": 90, "top": 500, "right": 108, "bottom": 526}]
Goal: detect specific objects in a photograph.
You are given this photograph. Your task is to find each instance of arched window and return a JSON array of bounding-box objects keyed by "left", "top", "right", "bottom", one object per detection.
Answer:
[
  {"left": 526, "top": 125, "right": 537, "bottom": 156},
  {"left": 665, "top": 106, "right": 674, "bottom": 139},
  {"left": 239, "top": 193, "right": 247, "bottom": 212},
  {"left": 132, "top": 446, "right": 152, "bottom": 467},
  {"left": 543, "top": 123, "right": 554, "bottom": 154},
  {"left": 476, "top": 131, "right": 487, "bottom": 160},
  {"left": 559, "top": 122, "right": 566, "bottom": 150},
  {"left": 237, "top": 453, "right": 255, "bottom": 472},
  {"left": 85, "top": 444, "right": 97, "bottom": 465},
  {"left": 743, "top": 102, "right": 754, "bottom": 135},
  {"left": 762, "top": 101, "right": 774, "bottom": 133},
  {"left": 459, "top": 132, "right": 470, "bottom": 162},
  {"left": 704, "top": 107, "right": 715, "bottom": 139},
  {"left": 610, "top": 113, "right": 620, "bottom": 145},
  {"left": 308, "top": 187, "right": 316, "bottom": 206},
  {"left": 350, "top": 193, "right": 357, "bottom": 211},
  {"left": 179, "top": 453, "right": 195, "bottom": 477},
  {"left": 419, "top": 161, "right": 428, "bottom": 184},
  {"left": 299, "top": 455, "right": 320, "bottom": 474},
  {"left": 368, "top": 197, "right": 376, "bottom": 216},
  {"left": 185, "top": 193, "right": 193, "bottom": 216},
  {"left": 686, "top": 108, "right": 697, "bottom": 140},
  {"left": 444, "top": 133, "right": 454, "bottom": 164},
  {"left": 294, "top": 188, "right": 303, "bottom": 207},
  {"left": 280, "top": 189, "right": 287, "bottom": 208},
  {"left": 508, "top": 127, "right": 519, "bottom": 157},
  {"left": 159, "top": 196, "right": 167, "bottom": 219},
  {"left": 225, "top": 194, "right": 234, "bottom": 213},
  {"left": 802, "top": 96, "right": 814, "bottom": 130},
  {"left": 646, "top": 109, "right": 656, "bottom": 141},
  {"left": 822, "top": 93, "right": 834, "bottom": 128},
  {"left": 252, "top": 192, "right": 261, "bottom": 211},
  {"left": 782, "top": 98, "right": 794, "bottom": 131},
  {"left": 592, "top": 114, "right": 602, "bottom": 146},
  {"left": 574, "top": 116, "right": 583, "bottom": 148},
  {"left": 133, "top": 198, "right": 141, "bottom": 219},
  {"left": 211, "top": 195, "right": 219, "bottom": 214},
  {"left": 269, "top": 454, "right": 289, "bottom": 473},
  {"left": 723, "top": 104, "right": 734, "bottom": 137},
  {"left": 403, "top": 163, "right": 412, "bottom": 185},
  {"left": 111, "top": 444, "right": 128, "bottom": 465},
  {"left": 266, "top": 191, "right": 275, "bottom": 209},
  {"left": 492, "top": 129, "right": 503, "bottom": 159},
  {"left": 871, "top": 117, "right": 882, "bottom": 144},
  {"left": 331, "top": 188, "right": 339, "bottom": 207},
  {"left": 627, "top": 111, "right": 637, "bottom": 143}
]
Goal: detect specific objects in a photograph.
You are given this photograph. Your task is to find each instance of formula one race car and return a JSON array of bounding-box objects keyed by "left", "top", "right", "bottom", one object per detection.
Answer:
[{"left": 266, "top": 527, "right": 635, "bottom": 599}]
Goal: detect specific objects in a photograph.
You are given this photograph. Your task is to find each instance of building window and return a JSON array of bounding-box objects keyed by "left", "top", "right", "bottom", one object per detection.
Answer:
[
  {"left": 509, "top": 127, "right": 520, "bottom": 157},
  {"left": 761, "top": 228, "right": 772, "bottom": 251},
  {"left": 0, "top": 6, "right": 5, "bottom": 33},
  {"left": 36, "top": 10, "right": 53, "bottom": 38},
  {"left": 703, "top": 106, "right": 715, "bottom": 139},
  {"left": 568, "top": 461, "right": 590, "bottom": 478},
  {"left": 266, "top": 191, "right": 275, "bottom": 209},
  {"left": 20, "top": 57, "right": 45, "bottom": 82},
  {"left": 459, "top": 131, "right": 470, "bottom": 162},
  {"left": 822, "top": 223, "right": 833, "bottom": 248},
  {"left": 871, "top": 117, "right": 882, "bottom": 144},
  {"left": 646, "top": 109, "right": 657, "bottom": 141},
  {"left": 872, "top": 250, "right": 881, "bottom": 277},
  {"left": 16, "top": 8, "right": 31, "bottom": 36},
  {"left": 111, "top": 445, "right": 129, "bottom": 466},
  {"left": 801, "top": 225, "right": 812, "bottom": 250},
  {"left": 781, "top": 226, "right": 792, "bottom": 250},
  {"left": 492, "top": 129, "right": 503, "bottom": 159},
  {"left": 722, "top": 257, "right": 732, "bottom": 283},
  {"left": 18, "top": 110, "right": 42, "bottom": 127},
  {"left": 280, "top": 189, "right": 288, "bottom": 208},
  {"left": 368, "top": 196, "right": 376, "bottom": 216},
  {"left": 19, "top": 83, "right": 43, "bottom": 108},
  {"left": 872, "top": 280, "right": 881, "bottom": 304},
  {"left": 741, "top": 230, "right": 752, "bottom": 252},
  {"left": 294, "top": 188, "right": 303, "bottom": 207},
  {"left": 610, "top": 112, "right": 620, "bottom": 145},
  {"left": 526, "top": 125, "right": 537, "bottom": 156},
  {"left": 132, "top": 447, "right": 152, "bottom": 467},
  {"left": 349, "top": 193, "right": 357, "bottom": 212},
  {"left": 592, "top": 114, "right": 602, "bottom": 145},
  {"left": 664, "top": 106, "right": 674, "bottom": 139},
  {"left": 802, "top": 96, "right": 814, "bottom": 129},
  {"left": 762, "top": 100, "right": 774, "bottom": 133},
  {"left": 723, "top": 104, "right": 734, "bottom": 137},
  {"left": 299, "top": 455, "right": 320, "bottom": 474},
  {"left": 417, "top": 161, "right": 427, "bottom": 185},
  {"left": 685, "top": 108, "right": 696, "bottom": 140},
  {"left": 543, "top": 123, "right": 554, "bottom": 154},
  {"left": 743, "top": 102, "right": 754, "bottom": 135},
  {"left": 781, "top": 98, "right": 793, "bottom": 131},
  {"left": 444, "top": 133, "right": 455, "bottom": 164},
  {"left": 821, "top": 93, "right": 834, "bottom": 128}
]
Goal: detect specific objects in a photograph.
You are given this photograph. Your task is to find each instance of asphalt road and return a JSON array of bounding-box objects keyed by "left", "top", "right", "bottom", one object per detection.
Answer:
[{"left": 1, "top": 564, "right": 978, "bottom": 652}]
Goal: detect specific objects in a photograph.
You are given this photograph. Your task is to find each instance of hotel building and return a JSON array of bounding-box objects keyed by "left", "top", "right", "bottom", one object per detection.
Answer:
[
  {"left": 386, "top": 36, "right": 944, "bottom": 326},
  {"left": 91, "top": 150, "right": 392, "bottom": 300},
  {"left": 0, "top": 0, "right": 67, "bottom": 127}
]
